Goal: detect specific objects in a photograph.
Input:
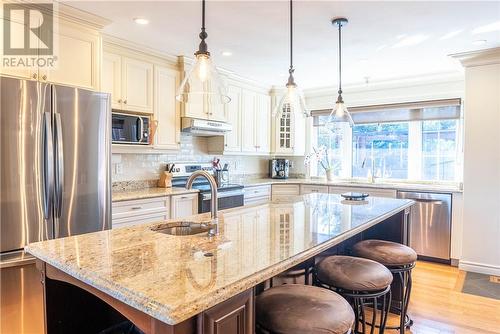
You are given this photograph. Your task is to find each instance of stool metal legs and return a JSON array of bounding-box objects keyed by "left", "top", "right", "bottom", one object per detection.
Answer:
[
  {"left": 314, "top": 273, "right": 392, "bottom": 334},
  {"left": 387, "top": 263, "right": 415, "bottom": 334},
  {"left": 347, "top": 287, "right": 392, "bottom": 334}
]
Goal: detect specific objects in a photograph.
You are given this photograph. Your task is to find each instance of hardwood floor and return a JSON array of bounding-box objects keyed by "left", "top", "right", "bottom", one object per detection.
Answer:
[{"left": 400, "top": 261, "right": 500, "bottom": 333}]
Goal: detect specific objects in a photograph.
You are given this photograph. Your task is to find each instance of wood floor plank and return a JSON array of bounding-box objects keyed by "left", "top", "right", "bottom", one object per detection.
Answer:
[{"left": 364, "top": 261, "right": 500, "bottom": 333}]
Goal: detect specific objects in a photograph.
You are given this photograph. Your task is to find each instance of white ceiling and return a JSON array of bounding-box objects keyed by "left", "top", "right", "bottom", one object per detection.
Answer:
[{"left": 68, "top": 0, "right": 500, "bottom": 89}]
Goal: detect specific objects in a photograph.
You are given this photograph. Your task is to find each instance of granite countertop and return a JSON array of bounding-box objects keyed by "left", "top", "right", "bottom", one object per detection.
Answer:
[
  {"left": 112, "top": 187, "right": 199, "bottom": 202},
  {"left": 26, "top": 194, "right": 413, "bottom": 326},
  {"left": 240, "top": 178, "right": 463, "bottom": 193}
]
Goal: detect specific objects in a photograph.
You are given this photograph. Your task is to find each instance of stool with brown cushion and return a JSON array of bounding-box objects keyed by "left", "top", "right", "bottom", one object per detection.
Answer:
[
  {"left": 315, "top": 256, "right": 393, "bottom": 334},
  {"left": 353, "top": 240, "right": 417, "bottom": 334},
  {"left": 256, "top": 284, "right": 354, "bottom": 334}
]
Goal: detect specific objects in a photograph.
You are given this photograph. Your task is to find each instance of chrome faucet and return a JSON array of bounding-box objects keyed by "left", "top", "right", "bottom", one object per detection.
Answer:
[{"left": 186, "top": 170, "right": 218, "bottom": 221}]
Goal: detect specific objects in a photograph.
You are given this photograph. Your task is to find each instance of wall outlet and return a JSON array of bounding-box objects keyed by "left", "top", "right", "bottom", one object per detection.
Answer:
[{"left": 115, "top": 163, "right": 123, "bottom": 175}]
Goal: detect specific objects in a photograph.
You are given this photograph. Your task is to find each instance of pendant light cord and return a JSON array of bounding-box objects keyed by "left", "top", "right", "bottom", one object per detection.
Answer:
[
  {"left": 197, "top": 0, "right": 208, "bottom": 55},
  {"left": 338, "top": 21, "right": 342, "bottom": 95},
  {"left": 202, "top": 0, "right": 206, "bottom": 31}
]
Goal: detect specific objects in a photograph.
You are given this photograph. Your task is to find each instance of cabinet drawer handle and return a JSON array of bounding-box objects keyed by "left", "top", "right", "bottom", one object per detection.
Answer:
[{"left": 130, "top": 206, "right": 143, "bottom": 210}]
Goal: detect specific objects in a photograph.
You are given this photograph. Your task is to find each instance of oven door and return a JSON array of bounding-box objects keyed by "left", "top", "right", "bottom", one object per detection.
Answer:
[
  {"left": 199, "top": 190, "right": 244, "bottom": 213},
  {"left": 112, "top": 112, "right": 149, "bottom": 145}
]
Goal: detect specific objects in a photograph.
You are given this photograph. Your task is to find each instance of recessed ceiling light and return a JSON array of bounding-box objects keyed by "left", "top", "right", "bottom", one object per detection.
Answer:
[
  {"left": 133, "top": 18, "right": 149, "bottom": 25},
  {"left": 392, "top": 34, "right": 429, "bottom": 48},
  {"left": 440, "top": 30, "right": 463, "bottom": 40},
  {"left": 473, "top": 39, "right": 487, "bottom": 46},
  {"left": 472, "top": 21, "right": 500, "bottom": 34},
  {"left": 221, "top": 51, "right": 232, "bottom": 57}
]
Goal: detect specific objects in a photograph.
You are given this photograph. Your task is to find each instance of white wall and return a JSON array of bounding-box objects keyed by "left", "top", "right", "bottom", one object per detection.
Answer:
[{"left": 455, "top": 48, "right": 500, "bottom": 275}]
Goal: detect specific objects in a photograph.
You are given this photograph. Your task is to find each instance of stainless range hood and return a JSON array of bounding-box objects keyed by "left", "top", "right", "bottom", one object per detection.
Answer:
[{"left": 181, "top": 117, "right": 232, "bottom": 136}]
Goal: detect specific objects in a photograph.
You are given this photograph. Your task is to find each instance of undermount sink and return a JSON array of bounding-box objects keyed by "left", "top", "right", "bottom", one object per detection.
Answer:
[{"left": 151, "top": 221, "right": 214, "bottom": 236}]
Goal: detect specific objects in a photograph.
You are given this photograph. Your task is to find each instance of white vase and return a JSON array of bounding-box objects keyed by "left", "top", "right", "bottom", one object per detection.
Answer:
[{"left": 325, "top": 169, "right": 334, "bottom": 181}]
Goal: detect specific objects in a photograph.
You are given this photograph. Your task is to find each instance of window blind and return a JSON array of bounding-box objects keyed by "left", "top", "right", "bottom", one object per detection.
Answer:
[{"left": 312, "top": 98, "right": 461, "bottom": 125}]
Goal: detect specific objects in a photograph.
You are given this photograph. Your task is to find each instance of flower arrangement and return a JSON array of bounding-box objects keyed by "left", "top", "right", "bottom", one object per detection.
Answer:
[{"left": 304, "top": 146, "right": 340, "bottom": 180}]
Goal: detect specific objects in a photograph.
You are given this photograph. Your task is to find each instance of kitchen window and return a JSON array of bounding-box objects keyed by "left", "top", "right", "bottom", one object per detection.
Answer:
[{"left": 311, "top": 99, "right": 462, "bottom": 182}]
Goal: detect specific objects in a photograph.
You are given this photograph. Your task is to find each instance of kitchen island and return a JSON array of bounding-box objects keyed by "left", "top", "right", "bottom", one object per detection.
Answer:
[{"left": 26, "top": 194, "right": 414, "bottom": 334}]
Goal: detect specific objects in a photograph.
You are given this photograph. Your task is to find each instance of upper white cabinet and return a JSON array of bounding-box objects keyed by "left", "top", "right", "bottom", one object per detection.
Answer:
[
  {"left": 255, "top": 93, "right": 271, "bottom": 154},
  {"left": 240, "top": 90, "right": 271, "bottom": 154},
  {"left": 102, "top": 52, "right": 122, "bottom": 109},
  {"left": 208, "top": 84, "right": 271, "bottom": 156},
  {"left": 122, "top": 57, "right": 153, "bottom": 112},
  {"left": 102, "top": 51, "right": 153, "bottom": 113},
  {"left": 154, "top": 65, "right": 181, "bottom": 150},
  {"left": 1, "top": 14, "right": 101, "bottom": 90},
  {"left": 241, "top": 90, "right": 258, "bottom": 153},
  {"left": 223, "top": 85, "right": 243, "bottom": 152},
  {"left": 271, "top": 90, "right": 306, "bottom": 156},
  {"left": 43, "top": 21, "right": 100, "bottom": 90}
]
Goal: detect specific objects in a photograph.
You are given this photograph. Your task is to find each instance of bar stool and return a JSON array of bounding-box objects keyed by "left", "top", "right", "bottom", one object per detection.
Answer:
[
  {"left": 256, "top": 284, "right": 354, "bottom": 334},
  {"left": 315, "top": 256, "right": 393, "bottom": 334},
  {"left": 353, "top": 240, "right": 417, "bottom": 334}
]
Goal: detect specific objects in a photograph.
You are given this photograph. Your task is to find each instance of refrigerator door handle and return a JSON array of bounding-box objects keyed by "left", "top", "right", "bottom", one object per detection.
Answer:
[
  {"left": 42, "top": 112, "right": 54, "bottom": 220},
  {"left": 54, "top": 112, "right": 64, "bottom": 218}
]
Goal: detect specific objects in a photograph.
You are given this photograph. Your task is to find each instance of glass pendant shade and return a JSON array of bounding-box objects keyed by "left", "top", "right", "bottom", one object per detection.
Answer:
[
  {"left": 273, "top": 84, "right": 309, "bottom": 119},
  {"left": 176, "top": 53, "right": 230, "bottom": 105},
  {"left": 326, "top": 97, "right": 354, "bottom": 131}
]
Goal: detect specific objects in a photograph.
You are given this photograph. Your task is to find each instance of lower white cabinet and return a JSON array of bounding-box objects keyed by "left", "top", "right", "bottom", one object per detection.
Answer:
[
  {"left": 112, "top": 197, "right": 169, "bottom": 228},
  {"left": 271, "top": 184, "right": 300, "bottom": 201},
  {"left": 328, "top": 186, "right": 396, "bottom": 198},
  {"left": 244, "top": 185, "right": 271, "bottom": 206},
  {"left": 300, "top": 185, "right": 329, "bottom": 195},
  {"left": 170, "top": 193, "right": 198, "bottom": 219}
]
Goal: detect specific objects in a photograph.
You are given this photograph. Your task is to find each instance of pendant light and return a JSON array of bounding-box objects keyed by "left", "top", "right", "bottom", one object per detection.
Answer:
[
  {"left": 326, "top": 17, "right": 354, "bottom": 129},
  {"left": 273, "top": 0, "right": 309, "bottom": 119},
  {"left": 176, "top": 0, "right": 230, "bottom": 105}
]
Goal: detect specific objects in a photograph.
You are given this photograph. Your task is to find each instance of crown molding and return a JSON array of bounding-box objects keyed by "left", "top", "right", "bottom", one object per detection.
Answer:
[
  {"left": 103, "top": 34, "right": 178, "bottom": 64},
  {"left": 451, "top": 47, "right": 500, "bottom": 68},
  {"left": 303, "top": 72, "right": 464, "bottom": 97}
]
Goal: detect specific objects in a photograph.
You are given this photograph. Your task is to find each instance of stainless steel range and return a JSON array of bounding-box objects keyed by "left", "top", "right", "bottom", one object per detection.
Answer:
[{"left": 170, "top": 163, "right": 245, "bottom": 213}]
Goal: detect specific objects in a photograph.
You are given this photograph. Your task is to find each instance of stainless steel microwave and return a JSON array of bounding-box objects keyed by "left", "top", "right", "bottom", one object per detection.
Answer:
[{"left": 111, "top": 111, "right": 150, "bottom": 145}]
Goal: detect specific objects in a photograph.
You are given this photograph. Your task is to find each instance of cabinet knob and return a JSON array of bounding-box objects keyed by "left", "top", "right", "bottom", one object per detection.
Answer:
[
  {"left": 32, "top": 73, "right": 37, "bottom": 79},
  {"left": 42, "top": 75, "right": 47, "bottom": 81},
  {"left": 118, "top": 99, "right": 122, "bottom": 103},
  {"left": 124, "top": 100, "right": 127, "bottom": 104}
]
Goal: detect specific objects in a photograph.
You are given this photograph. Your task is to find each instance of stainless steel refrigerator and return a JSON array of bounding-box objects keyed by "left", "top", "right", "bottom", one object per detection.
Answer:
[{"left": 0, "top": 76, "right": 111, "bottom": 333}]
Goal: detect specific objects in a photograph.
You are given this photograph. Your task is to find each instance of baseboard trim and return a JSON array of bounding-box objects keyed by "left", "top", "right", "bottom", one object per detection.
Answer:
[{"left": 459, "top": 260, "right": 500, "bottom": 276}]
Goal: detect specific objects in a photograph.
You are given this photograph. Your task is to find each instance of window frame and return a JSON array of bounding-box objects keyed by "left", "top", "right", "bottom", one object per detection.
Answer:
[{"left": 308, "top": 99, "right": 463, "bottom": 183}]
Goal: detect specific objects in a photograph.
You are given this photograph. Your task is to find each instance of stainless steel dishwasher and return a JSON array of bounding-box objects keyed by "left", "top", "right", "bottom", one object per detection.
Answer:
[{"left": 397, "top": 191, "right": 452, "bottom": 261}]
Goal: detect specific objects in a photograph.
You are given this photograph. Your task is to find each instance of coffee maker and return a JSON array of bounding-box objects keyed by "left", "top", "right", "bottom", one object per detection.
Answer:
[{"left": 270, "top": 159, "right": 290, "bottom": 179}]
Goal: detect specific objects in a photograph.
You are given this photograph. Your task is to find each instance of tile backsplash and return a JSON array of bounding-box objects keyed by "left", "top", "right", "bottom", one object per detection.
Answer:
[{"left": 112, "top": 134, "right": 305, "bottom": 186}]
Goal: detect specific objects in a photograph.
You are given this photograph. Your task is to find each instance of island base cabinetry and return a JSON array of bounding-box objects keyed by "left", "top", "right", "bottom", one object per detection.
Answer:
[
  {"left": 35, "top": 205, "right": 411, "bottom": 334},
  {"left": 198, "top": 289, "right": 254, "bottom": 334},
  {"left": 40, "top": 259, "right": 255, "bottom": 334}
]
